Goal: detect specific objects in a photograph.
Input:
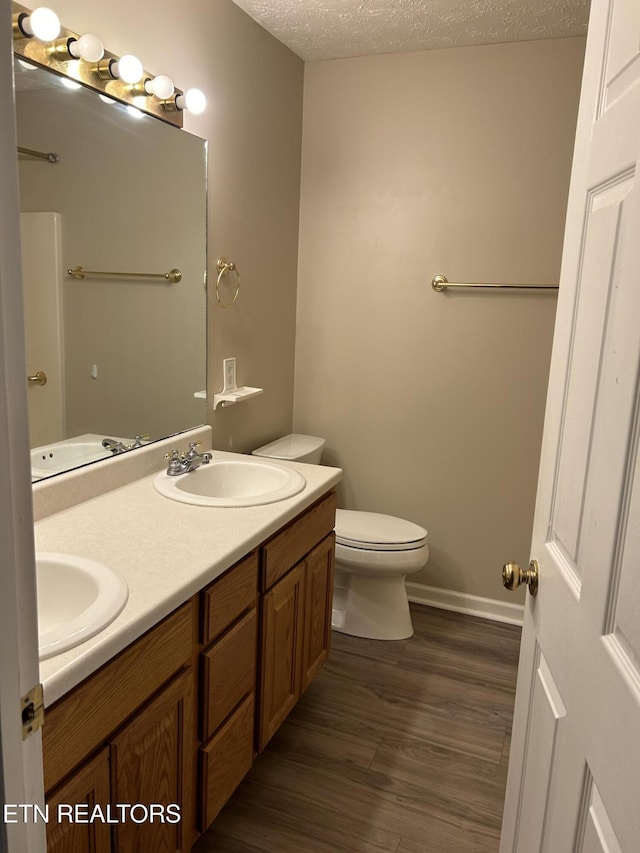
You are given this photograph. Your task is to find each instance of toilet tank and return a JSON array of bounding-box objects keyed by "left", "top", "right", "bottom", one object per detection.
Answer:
[{"left": 252, "top": 433, "right": 325, "bottom": 464}]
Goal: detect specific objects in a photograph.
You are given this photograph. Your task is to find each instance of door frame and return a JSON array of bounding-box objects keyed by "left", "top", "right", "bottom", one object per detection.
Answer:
[{"left": 0, "top": 0, "right": 46, "bottom": 849}]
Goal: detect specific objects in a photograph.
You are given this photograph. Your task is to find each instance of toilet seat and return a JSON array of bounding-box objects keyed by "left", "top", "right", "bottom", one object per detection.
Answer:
[{"left": 335, "top": 509, "right": 427, "bottom": 552}]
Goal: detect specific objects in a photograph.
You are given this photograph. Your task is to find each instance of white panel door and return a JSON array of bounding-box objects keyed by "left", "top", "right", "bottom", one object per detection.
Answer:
[
  {"left": 21, "top": 211, "right": 65, "bottom": 448},
  {"left": 500, "top": 1, "right": 640, "bottom": 851}
]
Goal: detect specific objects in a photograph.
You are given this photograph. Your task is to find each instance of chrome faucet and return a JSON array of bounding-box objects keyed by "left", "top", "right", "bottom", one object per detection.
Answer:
[
  {"left": 165, "top": 442, "right": 212, "bottom": 476},
  {"left": 102, "top": 437, "right": 129, "bottom": 455}
]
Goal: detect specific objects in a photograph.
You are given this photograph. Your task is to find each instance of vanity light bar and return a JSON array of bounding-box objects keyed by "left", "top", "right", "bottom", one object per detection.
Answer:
[{"left": 12, "top": 3, "right": 207, "bottom": 127}]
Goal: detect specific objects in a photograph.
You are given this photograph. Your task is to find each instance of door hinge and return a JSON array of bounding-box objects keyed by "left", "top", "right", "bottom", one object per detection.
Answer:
[{"left": 21, "top": 683, "right": 44, "bottom": 740}]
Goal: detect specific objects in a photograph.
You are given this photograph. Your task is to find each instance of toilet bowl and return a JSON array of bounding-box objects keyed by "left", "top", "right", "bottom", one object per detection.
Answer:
[{"left": 253, "top": 434, "right": 428, "bottom": 640}]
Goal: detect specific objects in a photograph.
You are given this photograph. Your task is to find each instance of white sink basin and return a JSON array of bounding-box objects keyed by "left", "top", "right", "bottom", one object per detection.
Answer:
[
  {"left": 37, "top": 553, "right": 128, "bottom": 660},
  {"left": 153, "top": 457, "right": 306, "bottom": 507},
  {"left": 31, "top": 441, "right": 111, "bottom": 480}
]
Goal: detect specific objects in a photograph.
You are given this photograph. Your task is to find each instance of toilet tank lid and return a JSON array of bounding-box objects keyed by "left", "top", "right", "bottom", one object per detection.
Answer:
[
  {"left": 253, "top": 433, "right": 325, "bottom": 460},
  {"left": 335, "top": 509, "right": 427, "bottom": 547}
]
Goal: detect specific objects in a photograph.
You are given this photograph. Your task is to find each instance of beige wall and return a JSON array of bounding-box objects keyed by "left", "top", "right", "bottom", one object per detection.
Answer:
[
  {"left": 294, "top": 38, "right": 586, "bottom": 603},
  {"left": 49, "top": 0, "right": 304, "bottom": 453}
]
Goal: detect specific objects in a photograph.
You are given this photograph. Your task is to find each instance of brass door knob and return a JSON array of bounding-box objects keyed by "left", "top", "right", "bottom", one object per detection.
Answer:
[
  {"left": 502, "top": 560, "right": 539, "bottom": 596},
  {"left": 27, "top": 370, "right": 47, "bottom": 386}
]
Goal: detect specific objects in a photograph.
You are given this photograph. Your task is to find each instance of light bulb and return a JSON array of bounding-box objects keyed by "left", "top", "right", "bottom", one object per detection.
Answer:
[
  {"left": 60, "top": 77, "right": 81, "bottom": 90},
  {"left": 20, "top": 7, "right": 60, "bottom": 41},
  {"left": 99, "top": 94, "right": 116, "bottom": 104},
  {"left": 17, "top": 59, "right": 37, "bottom": 70},
  {"left": 126, "top": 105, "right": 145, "bottom": 119},
  {"left": 145, "top": 75, "right": 174, "bottom": 100},
  {"left": 69, "top": 33, "right": 104, "bottom": 62},
  {"left": 175, "top": 88, "right": 206, "bottom": 115},
  {"left": 111, "top": 54, "right": 143, "bottom": 84}
]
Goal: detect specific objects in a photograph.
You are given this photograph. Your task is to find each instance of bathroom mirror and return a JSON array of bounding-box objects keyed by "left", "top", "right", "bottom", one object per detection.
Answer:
[{"left": 14, "top": 58, "right": 207, "bottom": 481}]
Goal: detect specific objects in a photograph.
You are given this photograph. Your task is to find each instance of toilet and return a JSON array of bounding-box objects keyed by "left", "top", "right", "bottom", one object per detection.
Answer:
[{"left": 253, "top": 434, "right": 429, "bottom": 640}]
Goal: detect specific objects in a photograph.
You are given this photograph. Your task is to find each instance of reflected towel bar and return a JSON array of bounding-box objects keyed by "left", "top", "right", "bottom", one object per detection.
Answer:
[
  {"left": 68, "top": 266, "right": 182, "bottom": 283},
  {"left": 432, "top": 274, "right": 558, "bottom": 292},
  {"left": 18, "top": 146, "right": 59, "bottom": 164}
]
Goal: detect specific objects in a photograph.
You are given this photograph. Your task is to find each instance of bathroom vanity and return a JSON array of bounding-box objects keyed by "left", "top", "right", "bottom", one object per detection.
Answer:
[{"left": 34, "top": 429, "right": 341, "bottom": 852}]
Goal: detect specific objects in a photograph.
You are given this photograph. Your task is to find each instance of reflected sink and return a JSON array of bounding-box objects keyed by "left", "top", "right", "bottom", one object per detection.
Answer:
[
  {"left": 31, "top": 435, "right": 119, "bottom": 481},
  {"left": 37, "top": 553, "right": 129, "bottom": 660},
  {"left": 153, "top": 457, "right": 306, "bottom": 507}
]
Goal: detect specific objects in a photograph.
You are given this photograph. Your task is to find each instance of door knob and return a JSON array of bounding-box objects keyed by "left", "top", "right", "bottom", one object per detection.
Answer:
[
  {"left": 27, "top": 371, "right": 47, "bottom": 386},
  {"left": 502, "top": 560, "right": 539, "bottom": 596}
]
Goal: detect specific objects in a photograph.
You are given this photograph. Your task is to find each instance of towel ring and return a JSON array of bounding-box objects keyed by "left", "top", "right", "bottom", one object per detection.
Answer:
[{"left": 216, "top": 257, "right": 240, "bottom": 307}]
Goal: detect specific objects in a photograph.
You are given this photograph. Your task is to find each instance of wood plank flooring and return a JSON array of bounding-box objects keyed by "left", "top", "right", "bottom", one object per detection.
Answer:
[{"left": 195, "top": 604, "right": 521, "bottom": 853}]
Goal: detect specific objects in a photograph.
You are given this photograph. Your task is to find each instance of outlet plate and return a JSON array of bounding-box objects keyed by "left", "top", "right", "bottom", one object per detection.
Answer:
[{"left": 223, "top": 357, "right": 237, "bottom": 392}]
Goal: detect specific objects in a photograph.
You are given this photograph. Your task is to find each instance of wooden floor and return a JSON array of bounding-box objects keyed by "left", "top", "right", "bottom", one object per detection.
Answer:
[{"left": 195, "top": 604, "right": 522, "bottom": 853}]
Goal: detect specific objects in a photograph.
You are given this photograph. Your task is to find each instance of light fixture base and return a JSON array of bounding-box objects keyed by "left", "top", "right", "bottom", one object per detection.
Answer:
[{"left": 12, "top": 2, "right": 185, "bottom": 128}]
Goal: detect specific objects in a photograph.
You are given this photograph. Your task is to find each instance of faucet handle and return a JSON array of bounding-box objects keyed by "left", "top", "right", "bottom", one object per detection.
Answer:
[{"left": 164, "top": 448, "right": 185, "bottom": 476}]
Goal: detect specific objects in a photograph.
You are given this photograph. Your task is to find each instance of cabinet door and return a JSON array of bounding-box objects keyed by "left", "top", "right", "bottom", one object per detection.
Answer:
[
  {"left": 301, "top": 533, "right": 335, "bottom": 693},
  {"left": 258, "top": 562, "right": 304, "bottom": 751},
  {"left": 109, "top": 668, "right": 195, "bottom": 853},
  {"left": 46, "top": 747, "right": 111, "bottom": 853}
]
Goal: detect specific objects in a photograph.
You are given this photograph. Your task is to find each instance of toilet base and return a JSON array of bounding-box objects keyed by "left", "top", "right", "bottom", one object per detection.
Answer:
[{"left": 331, "top": 570, "right": 414, "bottom": 640}]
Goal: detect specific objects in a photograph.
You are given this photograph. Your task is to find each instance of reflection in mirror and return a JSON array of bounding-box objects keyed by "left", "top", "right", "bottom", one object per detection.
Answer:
[{"left": 14, "top": 59, "right": 207, "bottom": 482}]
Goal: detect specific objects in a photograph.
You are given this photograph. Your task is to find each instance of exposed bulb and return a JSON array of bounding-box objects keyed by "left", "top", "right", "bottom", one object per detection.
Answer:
[
  {"left": 126, "top": 105, "right": 145, "bottom": 119},
  {"left": 145, "top": 75, "right": 174, "bottom": 100},
  {"left": 111, "top": 54, "right": 143, "bottom": 84},
  {"left": 99, "top": 94, "right": 116, "bottom": 105},
  {"left": 20, "top": 7, "right": 60, "bottom": 41},
  {"left": 68, "top": 33, "right": 104, "bottom": 62},
  {"left": 175, "top": 87, "right": 206, "bottom": 115}
]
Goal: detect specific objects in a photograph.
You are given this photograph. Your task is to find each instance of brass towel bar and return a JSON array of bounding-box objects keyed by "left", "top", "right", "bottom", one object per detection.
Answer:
[
  {"left": 68, "top": 266, "right": 182, "bottom": 283},
  {"left": 432, "top": 274, "right": 558, "bottom": 293},
  {"left": 17, "top": 145, "right": 59, "bottom": 164}
]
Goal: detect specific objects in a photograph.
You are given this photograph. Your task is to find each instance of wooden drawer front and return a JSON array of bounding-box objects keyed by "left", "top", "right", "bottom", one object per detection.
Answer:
[
  {"left": 201, "top": 608, "right": 257, "bottom": 741},
  {"left": 46, "top": 747, "right": 111, "bottom": 853},
  {"left": 43, "top": 599, "right": 195, "bottom": 793},
  {"left": 201, "top": 551, "right": 258, "bottom": 645},
  {"left": 261, "top": 491, "right": 336, "bottom": 591},
  {"left": 199, "top": 693, "right": 254, "bottom": 831}
]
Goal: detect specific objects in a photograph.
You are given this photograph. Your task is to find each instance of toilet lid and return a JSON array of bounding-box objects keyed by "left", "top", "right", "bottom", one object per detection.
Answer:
[{"left": 335, "top": 509, "right": 427, "bottom": 551}]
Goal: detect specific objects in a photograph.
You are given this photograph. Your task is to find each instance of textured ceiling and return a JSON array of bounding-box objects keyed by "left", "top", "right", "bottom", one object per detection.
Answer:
[{"left": 231, "top": 0, "right": 590, "bottom": 61}]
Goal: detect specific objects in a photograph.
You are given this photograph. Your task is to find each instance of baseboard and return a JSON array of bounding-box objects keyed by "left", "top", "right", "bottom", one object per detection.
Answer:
[{"left": 406, "top": 581, "right": 524, "bottom": 627}]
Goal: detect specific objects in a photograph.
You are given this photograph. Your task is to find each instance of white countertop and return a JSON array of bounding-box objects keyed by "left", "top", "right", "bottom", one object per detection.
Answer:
[{"left": 35, "top": 449, "right": 342, "bottom": 706}]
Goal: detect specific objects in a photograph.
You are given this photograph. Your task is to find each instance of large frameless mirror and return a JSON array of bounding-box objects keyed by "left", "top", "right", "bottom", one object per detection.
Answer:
[{"left": 14, "top": 58, "right": 208, "bottom": 481}]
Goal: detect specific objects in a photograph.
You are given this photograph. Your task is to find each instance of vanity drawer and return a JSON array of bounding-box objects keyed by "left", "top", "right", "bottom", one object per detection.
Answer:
[
  {"left": 199, "top": 693, "right": 254, "bottom": 831},
  {"left": 201, "top": 551, "right": 258, "bottom": 645},
  {"left": 201, "top": 608, "right": 257, "bottom": 741},
  {"left": 261, "top": 491, "right": 337, "bottom": 591}
]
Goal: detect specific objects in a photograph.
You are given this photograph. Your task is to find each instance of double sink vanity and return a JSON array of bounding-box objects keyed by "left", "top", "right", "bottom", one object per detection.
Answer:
[{"left": 34, "top": 426, "right": 342, "bottom": 852}]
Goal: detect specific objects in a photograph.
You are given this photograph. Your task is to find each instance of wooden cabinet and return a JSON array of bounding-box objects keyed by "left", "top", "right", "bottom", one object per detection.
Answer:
[
  {"left": 110, "top": 670, "right": 194, "bottom": 852},
  {"left": 257, "top": 491, "right": 336, "bottom": 751},
  {"left": 42, "top": 489, "right": 336, "bottom": 848},
  {"left": 301, "top": 534, "right": 335, "bottom": 692},
  {"left": 46, "top": 748, "right": 111, "bottom": 853},
  {"left": 199, "top": 694, "right": 254, "bottom": 830},
  {"left": 43, "top": 602, "right": 196, "bottom": 853},
  {"left": 259, "top": 562, "right": 305, "bottom": 748},
  {"left": 197, "top": 552, "right": 258, "bottom": 832}
]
